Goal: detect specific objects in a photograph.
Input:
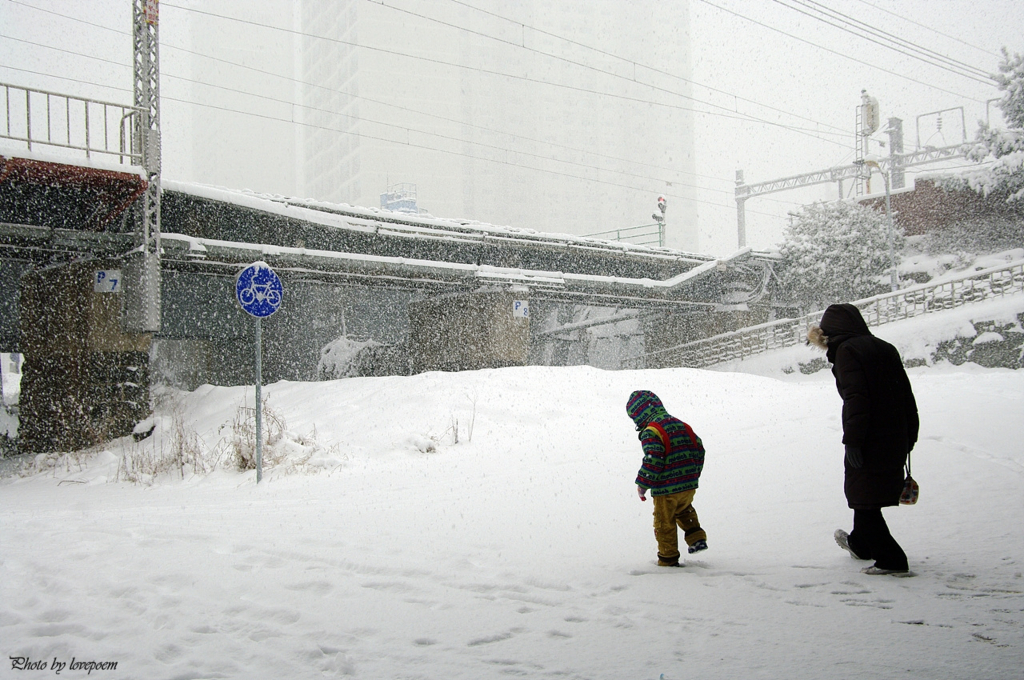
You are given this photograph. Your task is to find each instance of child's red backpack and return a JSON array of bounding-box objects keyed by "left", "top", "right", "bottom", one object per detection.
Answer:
[{"left": 644, "top": 421, "right": 698, "bottom": 457}]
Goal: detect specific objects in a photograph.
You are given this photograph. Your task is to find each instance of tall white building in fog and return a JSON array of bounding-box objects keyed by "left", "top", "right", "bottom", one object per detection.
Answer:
[
  {"left": 296, "top": 1, "right": 697, "bottom": 250},
  {"left": 179, "top": 1, "right": 697, "bottom": 250},
  {"left": 179, "top": 2, "right": 302, "bottom": 197}
]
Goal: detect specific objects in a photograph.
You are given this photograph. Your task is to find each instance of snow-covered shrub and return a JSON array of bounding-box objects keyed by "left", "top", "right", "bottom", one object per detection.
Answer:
[
  {"left": 421, "top": 403, "right": 477, "bottom": 450},
  {"left": 777, "top": 200, "right": 904, "bottom": 310},
  {"left": 230, "top": 398, "right": 342, "bottom": 475},
  {"left": 19, "top": 450, "right": 93, "bottom": 477},
  {"left": 116, "top": 401, "right": 215, "bottom": 484},
  {"left": 230, "top": 397, "right": 287, "bottom": 471}
]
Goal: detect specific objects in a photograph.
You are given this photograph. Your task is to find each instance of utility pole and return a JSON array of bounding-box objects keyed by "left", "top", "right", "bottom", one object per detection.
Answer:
[
  {"left": 863, "top": 158, "right": 898, "bottom": 292},
  {"left": 127, "top": 0, "right": 162, "bottom": 333},
  {"left": 886, "top": 117, "right": 905, "bottom": 190},
  {"left": 735, "top": 170, "right": 747, "bottom": 248},
  {"left": 857, "top": 90, "right": 880, "bottom": 195}
]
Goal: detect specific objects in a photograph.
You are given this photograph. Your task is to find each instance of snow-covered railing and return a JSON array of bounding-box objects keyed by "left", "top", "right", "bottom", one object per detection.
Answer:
[
  {"left": 627, "top": 259, "right": 1024, "bottom": 369},
  {"left": 582, "top": 222, "right": 664, "bottom": 247},
  {"left": 0, "top": 82, "right": 143, "bottom": 165}
]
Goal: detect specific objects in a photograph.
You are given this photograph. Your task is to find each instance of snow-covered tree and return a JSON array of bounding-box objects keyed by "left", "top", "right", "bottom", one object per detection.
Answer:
[
  {"left": 992, "top": 48, "right": 1024, "bottom": 128},
  {"left": 956, "top": 48, "right": 1024, "bottom": 202},
  {"left": 777, "top": 200, "right": 904, "bottom": 311}
]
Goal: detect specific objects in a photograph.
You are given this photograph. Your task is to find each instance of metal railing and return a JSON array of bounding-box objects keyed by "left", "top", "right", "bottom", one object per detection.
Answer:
[
  {"left": 627, "top": 259, "right": 1024, "bottom": 369},
  {"left": 1, "top": 82, "right": 143, "bottom": 166},
  {"left": 583, "top": 222, "right": 664, "bottom": 247}
]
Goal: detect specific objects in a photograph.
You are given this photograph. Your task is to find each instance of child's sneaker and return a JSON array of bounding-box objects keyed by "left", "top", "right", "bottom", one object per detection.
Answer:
[
  {"left": 834, "top": 529, "right": 869, "bottom": 560},
  {"left": 687, "top": 539, "right": 708, "bottom": 554}
]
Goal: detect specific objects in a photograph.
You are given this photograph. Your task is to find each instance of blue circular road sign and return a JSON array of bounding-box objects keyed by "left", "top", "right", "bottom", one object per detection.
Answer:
[{"left": 236, "top": 262, "right": 283, "bottom": 318}]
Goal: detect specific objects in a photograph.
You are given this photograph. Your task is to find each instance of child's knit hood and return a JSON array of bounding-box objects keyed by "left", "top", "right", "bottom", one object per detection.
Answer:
[{"left": 626, "top": 390, "right": 668, "bottom": 428}]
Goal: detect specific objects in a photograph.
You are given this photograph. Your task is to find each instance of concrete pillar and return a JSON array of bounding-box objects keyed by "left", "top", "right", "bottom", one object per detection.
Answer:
[
  {"left": 18, "top": 261, "right": 151, "bottom": 453},
  {"left": 409, "top": 291, "right": 529, "bottom": 373}
]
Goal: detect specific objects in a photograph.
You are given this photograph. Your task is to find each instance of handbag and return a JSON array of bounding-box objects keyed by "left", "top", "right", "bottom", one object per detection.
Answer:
[{"left": 899, "top": 452, "right": 919, "bottom": 505}]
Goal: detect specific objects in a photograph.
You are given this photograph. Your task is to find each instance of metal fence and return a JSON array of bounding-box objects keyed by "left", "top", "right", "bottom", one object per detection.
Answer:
[
  {"left": 1, "top": 82, "right": 143, "bottom": 165},
  {"left": 628, "top": 259, "right": 1024, "bottom": 369},
  {"left": 583, "top": 222, "right": 665, "bottom": 247}
]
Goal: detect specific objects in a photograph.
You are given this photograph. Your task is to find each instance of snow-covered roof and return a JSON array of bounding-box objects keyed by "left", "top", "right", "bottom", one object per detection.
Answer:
[
  {"left": 162, "top": 179, "right": 717, "bottom": 265},
  {"left": 161, "top": 230, "right": 755, "bottom": 305},
  {"left": 0, "top": 146, "right": 146, "bottom": 180}
]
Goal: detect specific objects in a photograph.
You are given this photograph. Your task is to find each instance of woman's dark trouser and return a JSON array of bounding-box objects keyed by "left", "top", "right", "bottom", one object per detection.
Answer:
[{"left": 849, "top": 508, "right": 908, "bottom": 571}]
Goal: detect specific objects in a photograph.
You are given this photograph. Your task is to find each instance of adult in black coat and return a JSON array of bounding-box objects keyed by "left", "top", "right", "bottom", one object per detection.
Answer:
[{"left": 808, "top": 303, "right": 919, "bottom": 574}]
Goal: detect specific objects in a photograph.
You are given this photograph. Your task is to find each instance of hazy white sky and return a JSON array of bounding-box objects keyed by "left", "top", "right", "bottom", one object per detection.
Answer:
[{"left": 0, "top": 0, "right": 1021, "bottom": 256}]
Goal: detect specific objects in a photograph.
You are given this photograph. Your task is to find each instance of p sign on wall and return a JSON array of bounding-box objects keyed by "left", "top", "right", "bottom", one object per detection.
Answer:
[
  {"left": 512, "top": 300, "right": 529, "bottom": 319},
  {"left": 94, "top": 270, "right": 121, "bottom": 293}
]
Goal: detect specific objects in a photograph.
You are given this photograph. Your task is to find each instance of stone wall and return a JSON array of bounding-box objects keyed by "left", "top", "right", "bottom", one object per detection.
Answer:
[
  {"left": 930, "top": 313, "right": 1024, "bottom": 369},
  {"left": 858, "top": 178, "right": 1024, "bottom": 238},
  {"left": 794, "top": 312, "right": 1024, "bottom": 374}
]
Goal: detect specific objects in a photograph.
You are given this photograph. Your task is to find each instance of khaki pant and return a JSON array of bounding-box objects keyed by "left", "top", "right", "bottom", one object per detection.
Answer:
[{"left": 652, "top": 489, "right": 706, "bottom": 564}]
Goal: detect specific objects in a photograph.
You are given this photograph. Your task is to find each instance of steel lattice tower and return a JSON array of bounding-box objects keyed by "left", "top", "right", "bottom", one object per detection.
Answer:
[{"left": 129, "top": 0, "right": 162, "bottom": 332}]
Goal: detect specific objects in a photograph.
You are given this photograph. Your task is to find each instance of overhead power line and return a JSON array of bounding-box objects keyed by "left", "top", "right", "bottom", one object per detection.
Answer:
[
  {"left": 392, "top": 0, "right": 850, "bottom": 137},
  {"left": 3, "top": 0, "right": 850, "bottom": 156},
  {"left": 8, "top": 0, "right": 847, "bottom": 143},
  {"left": 0, "top": 63, "right": 130, "bottom": 96},
  {"left": 1, "top": 1, "right": 738, "bottom": 190},
  {"left": 849, "top": 0, "right": 1002, "bottom": 60},
  {"left": 695, "top": 0, "right": 988, "bottom": 103},
  {"left": 160, "top": 94, "right": 789, "bottom": 218},
  {"left": 0, "top": 0, "right": 839, "bottom": 219},
  {"left": 0, "top": 31, "right": 738, "bottom": 199},
  {"left": 170, "top": 75, "right": 726, "bottom": 196},
  {"left": 5, "top": 0, "right": 854, "bottom": 191},
  {"left": 159, "top": 1, "right": 850, "bottom": 149},
  {"left": 772, "top": 0, "right": 994, "bottom": 85},
  {"left": 0, "top": 37, "right": 800, "bottom": 217}
]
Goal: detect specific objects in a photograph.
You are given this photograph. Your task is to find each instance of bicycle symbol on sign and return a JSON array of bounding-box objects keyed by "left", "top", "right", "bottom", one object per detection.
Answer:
[
  {"left": 238, "top": 279, "right": 281, "bottom": 307},
  {"left": 236, "top": 263, "right": 283, "bottom": 319}
]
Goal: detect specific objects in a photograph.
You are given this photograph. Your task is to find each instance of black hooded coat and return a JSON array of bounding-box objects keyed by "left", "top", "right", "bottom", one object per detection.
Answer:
[{"left": 820, "top": 304, "right": 919, "bottom": 509}]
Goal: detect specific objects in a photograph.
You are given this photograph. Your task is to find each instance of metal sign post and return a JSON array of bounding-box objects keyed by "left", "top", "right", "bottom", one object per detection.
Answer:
[{"left": 235, "top": 262, "right": 283, "bottom": 483}]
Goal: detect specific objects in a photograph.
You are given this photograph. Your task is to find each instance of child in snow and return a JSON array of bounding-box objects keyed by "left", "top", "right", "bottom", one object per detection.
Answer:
[{"left": 626, "top": 390, "right": 707, "bottom": 567}]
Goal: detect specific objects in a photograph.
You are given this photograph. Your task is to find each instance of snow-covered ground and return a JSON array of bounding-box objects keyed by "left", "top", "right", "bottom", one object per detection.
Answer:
[{"left": 2, "top": 306, "right": 1023, "bottom": 678}]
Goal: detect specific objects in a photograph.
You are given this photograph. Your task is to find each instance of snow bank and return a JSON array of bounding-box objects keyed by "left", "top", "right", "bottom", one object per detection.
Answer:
[{"left": 1, "top": 364, "right": 1021, "bottom": 679}]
